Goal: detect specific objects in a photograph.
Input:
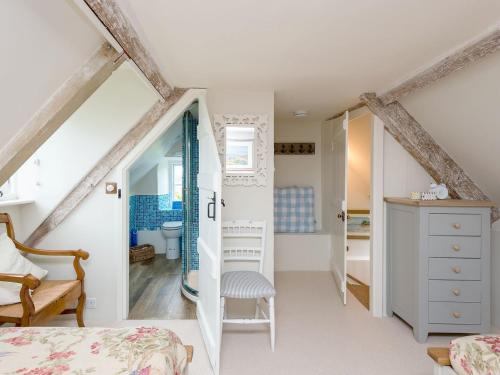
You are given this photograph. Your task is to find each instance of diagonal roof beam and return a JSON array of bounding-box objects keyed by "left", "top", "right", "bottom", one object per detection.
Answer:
[
  {"left": 83, "top": 0, "right": 173, "bottom": 100},
  {"left": 380, "top": 26, "right": 500, "bottom": 105},
  {"left": 360, "top": 93, "right": 499, "bottom": 222},
  {"left": 25, "top": 88, "right": 187, "bottom": 247},
  {"left": 0, "top": 43, "right": 124, "bottom": 187}
]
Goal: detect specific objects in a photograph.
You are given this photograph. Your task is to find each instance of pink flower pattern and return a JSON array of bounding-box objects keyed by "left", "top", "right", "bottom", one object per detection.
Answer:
[
  {"left": 0, "top": 326, "right": 187, "bottom": 375},
  {"left": 450, "top": 335, "right": 500, "bottom": 375}
]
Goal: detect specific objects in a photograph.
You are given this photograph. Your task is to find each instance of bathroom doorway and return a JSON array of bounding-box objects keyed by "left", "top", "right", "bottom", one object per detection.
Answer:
[
  {"left": 127, "top": 103, "right": 200, "bottom": 319},
  {"left": 345, "top": 113, "right": 372, "bottom": 310}
]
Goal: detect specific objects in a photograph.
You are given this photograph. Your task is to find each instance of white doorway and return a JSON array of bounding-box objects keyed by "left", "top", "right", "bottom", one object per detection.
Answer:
[
  {"left": 325, "top": 108, "right": 385, "bottom": 317},
  {"left": 114, "top": 89, "right": 223, "bottom": 374}
]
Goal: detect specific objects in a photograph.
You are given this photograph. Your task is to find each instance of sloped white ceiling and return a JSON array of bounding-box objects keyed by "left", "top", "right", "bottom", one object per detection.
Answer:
[
  {"left": 0, "top": 1, "right": 103, "bottom": 149},
  {"left": 400, "top": 51, "right": 500, "bottom": 204},
  {"left": 120, "top": 0, "right": 500, "bottom": 120}
]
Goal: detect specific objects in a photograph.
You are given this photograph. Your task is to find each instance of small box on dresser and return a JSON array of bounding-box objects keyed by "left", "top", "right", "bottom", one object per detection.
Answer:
[{"left": 385, "top": 198, "right": 495, "bottom": 343}]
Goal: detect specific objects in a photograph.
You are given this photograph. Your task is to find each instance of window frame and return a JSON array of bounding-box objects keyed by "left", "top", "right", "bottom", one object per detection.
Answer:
[
  {"left": 168, "top": 159, "right": 183, "bottom": 207},
  {"left": 0, "top": 177, "right": 17, "bottom": 201}
]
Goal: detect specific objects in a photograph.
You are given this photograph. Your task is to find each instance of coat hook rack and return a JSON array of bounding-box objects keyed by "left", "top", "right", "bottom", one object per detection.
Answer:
[{"left": 274, "top": 143, "right": 315, "bottom": 155}]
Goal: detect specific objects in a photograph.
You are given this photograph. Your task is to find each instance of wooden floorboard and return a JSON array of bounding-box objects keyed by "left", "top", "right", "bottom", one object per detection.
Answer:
[
  {"left": 128, "top": 256, "right": 196, "bottom": 320},
  {"left": 347, "top": 275, "right": 370, "bottom": 310}
]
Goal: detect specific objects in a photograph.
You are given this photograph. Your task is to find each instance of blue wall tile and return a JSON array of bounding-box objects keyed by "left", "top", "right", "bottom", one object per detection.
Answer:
[{"left": 129, "top": 194, "right": 182, "bottom": 231}]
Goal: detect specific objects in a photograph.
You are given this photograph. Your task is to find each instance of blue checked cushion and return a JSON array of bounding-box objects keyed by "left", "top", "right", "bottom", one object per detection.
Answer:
[
  {"left": 274, "top": 186, "right": 315, "bottom": 233},
  {"left": 221, "top": 271, "right": 276, "bottom": 299}
]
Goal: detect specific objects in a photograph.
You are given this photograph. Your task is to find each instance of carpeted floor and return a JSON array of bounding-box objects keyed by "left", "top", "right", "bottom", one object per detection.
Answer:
[{"left": 220, "top": 271, "right": 460, "bottom": 375}]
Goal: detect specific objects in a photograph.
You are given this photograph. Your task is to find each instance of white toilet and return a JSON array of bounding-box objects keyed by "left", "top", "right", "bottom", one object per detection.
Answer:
[{"left": 161, "top": 221, "right": 183, "bottom": 259}]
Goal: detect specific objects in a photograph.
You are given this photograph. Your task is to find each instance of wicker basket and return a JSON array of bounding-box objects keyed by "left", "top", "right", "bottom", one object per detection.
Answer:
[{"left": 129, "top": 244, "right": 155, "bottom": 263}]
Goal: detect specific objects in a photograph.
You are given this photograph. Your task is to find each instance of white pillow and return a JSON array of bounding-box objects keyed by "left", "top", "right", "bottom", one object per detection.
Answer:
[{"left": 0, "top": 233, "right": 48, "bottom": 305}]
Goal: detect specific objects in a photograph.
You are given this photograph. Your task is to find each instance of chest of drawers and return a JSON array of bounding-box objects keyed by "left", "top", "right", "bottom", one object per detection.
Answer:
[{"left": 385, "top": 198, "right": 494, "bottom": 343}]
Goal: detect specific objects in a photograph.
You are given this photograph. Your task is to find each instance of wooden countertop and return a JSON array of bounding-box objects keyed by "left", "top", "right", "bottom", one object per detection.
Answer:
[{"left": 384, "top": 197, "right": 496, "bottom": 207}]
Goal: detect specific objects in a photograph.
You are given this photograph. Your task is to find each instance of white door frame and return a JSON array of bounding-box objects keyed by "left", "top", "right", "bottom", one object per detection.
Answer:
[
  {"left": 343, "top": 107, "right": 385, "bottom": 318},
  {"left": 112, "top": 89, "right": 209, "bottom": 321}
]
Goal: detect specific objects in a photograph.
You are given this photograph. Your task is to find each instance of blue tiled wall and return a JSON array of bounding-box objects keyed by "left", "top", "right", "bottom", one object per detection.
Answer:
[
  {"left": 182, "top": 111, "right": 200, "bottom": 272},
  {"left": 129, "top": 194, "right": 182, "bottom": 231}
]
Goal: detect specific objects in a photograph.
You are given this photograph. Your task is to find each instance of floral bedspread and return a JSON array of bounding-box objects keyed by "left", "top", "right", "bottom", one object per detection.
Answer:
[
  {"left": 0, "top": 326, "right": 188, "bottom": 375},
  {"left": 450, "top": 335, "right": 500, "bottom": 375}
]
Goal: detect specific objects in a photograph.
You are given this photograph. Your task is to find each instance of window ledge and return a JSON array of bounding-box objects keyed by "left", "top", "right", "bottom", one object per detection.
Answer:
[{"left": 0, "top": 199, "right": 35, "bottom": 208}]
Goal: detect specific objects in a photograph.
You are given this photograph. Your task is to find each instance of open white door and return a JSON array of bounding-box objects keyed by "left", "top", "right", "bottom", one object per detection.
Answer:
[
  {"left": 331, "top": 111, "right": 348, "bottom": 305},
  {"left": 197, "top": 101, "right": 222, "bottom": 374}
]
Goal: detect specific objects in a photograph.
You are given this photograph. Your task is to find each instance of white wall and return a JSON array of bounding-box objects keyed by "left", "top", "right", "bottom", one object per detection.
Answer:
[
  {"left": 130, "top": 166, "right": 158, "bottom": 196},
  {"left": 0, "top": 1, "right": 103, "bottom": 150},
  {"left": 275, "top": 119, "right": 322, "bottom": 231},
  {"left": 15, "top": 63, "right": 158, "bottom": 241},
  {"left": 383, "top": 132, "right": 434, "bottom": 197},
  {"left": 207, "top": 89, "right": 275, "bottom": 284},
  {"left": 348, "top": 114, "right": 372, "bottom": 210}
]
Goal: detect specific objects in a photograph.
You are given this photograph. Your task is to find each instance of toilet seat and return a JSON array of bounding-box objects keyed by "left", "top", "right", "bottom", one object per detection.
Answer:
[{"left": 162, "top": 221, "right": 182, "bottom": 230}]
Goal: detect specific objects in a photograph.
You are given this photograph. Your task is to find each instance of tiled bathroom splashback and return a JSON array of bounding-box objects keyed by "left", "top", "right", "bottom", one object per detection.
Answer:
[{"left": 129, "top": 194, "right": 182, "bottom": 231}]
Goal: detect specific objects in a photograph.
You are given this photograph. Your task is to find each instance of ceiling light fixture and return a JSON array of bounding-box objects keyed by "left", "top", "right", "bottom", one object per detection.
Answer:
[{"left": 293, "top": 110, "right": 309, "bottom": 118}]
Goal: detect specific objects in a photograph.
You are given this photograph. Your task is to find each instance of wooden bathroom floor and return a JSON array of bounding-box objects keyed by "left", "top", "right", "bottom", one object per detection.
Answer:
[
  {"left": 128, "top": 256, "right": 197, "bottom": 320},
  {"left": 347, "top": 274, "right": 370, "bottom": 310}
]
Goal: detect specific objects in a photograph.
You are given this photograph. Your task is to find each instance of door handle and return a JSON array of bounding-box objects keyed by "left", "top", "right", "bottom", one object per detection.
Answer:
[
  {"left": 207, "top": 192, "right": 216, "bottom": 221},
  {"left": 337, "top": 211, "right": 346, "bottom": 222}
]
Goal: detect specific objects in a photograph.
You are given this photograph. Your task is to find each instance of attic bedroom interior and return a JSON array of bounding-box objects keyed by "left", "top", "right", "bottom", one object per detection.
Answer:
[{"left": 1, "top": 1, "right": 500, "bottom": 375}]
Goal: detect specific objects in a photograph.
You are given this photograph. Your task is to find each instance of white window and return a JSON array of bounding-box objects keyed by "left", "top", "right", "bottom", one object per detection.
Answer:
[
  {"left": 0, "top": 177, "right": 17, "bottom": 201},
  {"left": 169, "top": 161, "right": 183, "bottom": 203},
  {"left": 225, "top": 126, "right": 255, "bottom": 174}
]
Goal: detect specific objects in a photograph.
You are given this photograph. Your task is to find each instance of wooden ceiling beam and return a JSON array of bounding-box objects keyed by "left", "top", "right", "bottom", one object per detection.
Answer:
[
  {"left": 83, "top": 0, "right": 173, "bottom": 101},
  {"left": 379, "top": 27, "right": 500, "bottom": 105},
  {"left": 0, "top": 43, "right": 123, "bottom": 187},
  {"left": 25, "top": 88, "right": 187, "bottom": 247},
  {"left": 360, "top": 92, "right": 499, "bottom": 222}
]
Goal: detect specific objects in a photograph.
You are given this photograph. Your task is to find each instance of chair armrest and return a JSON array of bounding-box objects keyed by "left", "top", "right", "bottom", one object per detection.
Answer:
[
  {"left": 427, "top": 347, "right": 451, "bottom": 366},
  {"left": 0, "top": 273, "right": 40, "bottom": 290},
  {"left": 13, "top": 239, "right": 89, "bottom": 260}
]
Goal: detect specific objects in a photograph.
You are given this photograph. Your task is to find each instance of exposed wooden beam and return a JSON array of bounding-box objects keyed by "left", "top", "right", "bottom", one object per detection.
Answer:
[
  {"left": 380, "top": 27, "right": 500, "bottom": 105},
  {"left": 360, "top": 92, "right": 499, "bottom": 222},
  {"left": 25, "top": 88, "right": 187, "bottom": 247},
  {"left": 83, "top": 0, "right": 173, "bottom": 100},
  {"left": 325, "top": 102, "right": 365, "bottom": 121},
  {"left": 0, "top": 43, "right": 124, "bottom": 187}
]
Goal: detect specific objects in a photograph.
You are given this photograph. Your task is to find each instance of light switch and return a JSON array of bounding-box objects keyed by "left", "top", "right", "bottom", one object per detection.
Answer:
[{"left": 105, "top": 182, "right": 118, "bottom": 194}]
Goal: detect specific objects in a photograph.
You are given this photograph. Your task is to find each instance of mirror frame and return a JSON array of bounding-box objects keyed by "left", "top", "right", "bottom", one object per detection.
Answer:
[{"left": 214, "top": 114, "right": 268, "bottom": 186}]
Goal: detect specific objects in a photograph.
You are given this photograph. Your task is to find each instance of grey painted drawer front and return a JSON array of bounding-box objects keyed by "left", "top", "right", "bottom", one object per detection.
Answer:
[
  {"left": 429, "top": 302, "right": 481, "bottom": 324},
  {"left": 429, "top": 214, "right": 482, "bottom": 236},
  {"left": 428, "top": 258, "right": 481, "bottom": 280},
  {"left": 428, "top": 280, "right": 481, "bottom": 302},
  {"left": 428, "top": 236, "right": 481, "bottom": 258}
]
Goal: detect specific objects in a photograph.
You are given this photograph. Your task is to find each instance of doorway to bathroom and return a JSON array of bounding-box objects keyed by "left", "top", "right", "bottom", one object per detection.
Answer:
[
  {"left": 127, "top": 103, "right": 200, "bottom": 319},
  {"left": 345, "top": 112, "right": 372, "bottom": 310}
]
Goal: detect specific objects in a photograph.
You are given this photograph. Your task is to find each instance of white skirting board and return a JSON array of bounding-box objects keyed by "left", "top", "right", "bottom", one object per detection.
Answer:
[{"left": 274, "top": 233, "right": 331, "bottom": 271}]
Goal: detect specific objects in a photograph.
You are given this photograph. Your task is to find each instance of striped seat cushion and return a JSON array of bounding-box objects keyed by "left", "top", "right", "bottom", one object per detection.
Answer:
[{"left": 221, "top": 271, "right": 276, "bottom": 299}]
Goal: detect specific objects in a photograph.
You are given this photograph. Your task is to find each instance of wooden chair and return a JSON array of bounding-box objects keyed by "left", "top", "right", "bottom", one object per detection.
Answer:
[
  {"left": 0, "top": 213, "right": 89, "bottom": 327},
  {"left": 220, "top": 220, "right": 276, "bottom": 351}
]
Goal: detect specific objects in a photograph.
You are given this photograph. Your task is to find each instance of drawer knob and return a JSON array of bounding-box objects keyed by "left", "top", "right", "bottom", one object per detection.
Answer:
[
  {"left": 452, "top": 223, "right": 462, "bottom": 230},
  {"left": 452, "top": 288, "right": 461, "bottom": 296},
  {"left": 451, "top": 312, "right": 462, "bottom": 319},
  {"left": 452, "top": 244, "right": 461, "bottom": 251},
  {"left": 452, "top": 266, "right": 462, "bottom": 274}
]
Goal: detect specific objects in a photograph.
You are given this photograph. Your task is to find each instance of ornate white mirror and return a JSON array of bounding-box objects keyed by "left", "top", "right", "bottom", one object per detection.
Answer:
[{"left": 214, "top": 114, "right": 268, "bottom": 186}]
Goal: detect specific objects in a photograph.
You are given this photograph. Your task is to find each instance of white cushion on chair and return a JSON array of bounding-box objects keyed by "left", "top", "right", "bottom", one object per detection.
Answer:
[
  {"left": 221, "top": 271, "right": 276, "bottom": 299},
  {"left": 0, "top": 233, "right": 48, "bottom": 305}
]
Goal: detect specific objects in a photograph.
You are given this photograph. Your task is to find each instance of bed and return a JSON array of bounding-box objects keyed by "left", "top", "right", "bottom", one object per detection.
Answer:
[
  {"left": 0, "top": 326, "right": 193, "bottom": 375},
  {"left": 428, "top": 335, "right": 500, "bottom": 375}
]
